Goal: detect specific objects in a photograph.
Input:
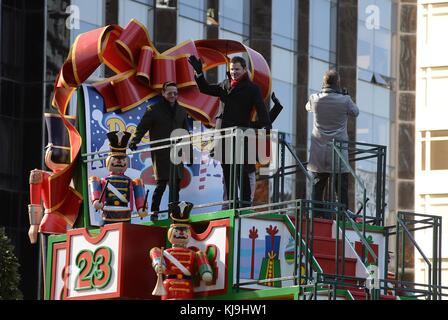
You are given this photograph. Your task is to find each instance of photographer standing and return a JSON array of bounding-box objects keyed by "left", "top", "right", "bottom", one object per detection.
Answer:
[{"left": 306, "top": 69, "right": 359, "bottom": 215}]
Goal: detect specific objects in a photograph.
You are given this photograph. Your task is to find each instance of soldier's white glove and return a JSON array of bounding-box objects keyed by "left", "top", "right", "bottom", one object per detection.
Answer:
[
  {"left": 138, "top": 208, "right": 148, "bottom": 219},
  {"left": 93, "top": 200, "right": 103, "bottom": 211},
  {"left": 154, "top": 263, "right": 166, "bottom": 274},
  {"left": 28, "top": 225, "right": 40, "bottom": 244},
  {"left": 202, "top": 271, "right": 213, "bottom": 283}
]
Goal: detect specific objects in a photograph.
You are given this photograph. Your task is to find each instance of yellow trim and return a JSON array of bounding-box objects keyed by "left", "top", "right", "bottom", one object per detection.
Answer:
[
  {"left": 44, "top": 113, "right": 76, "bottom": 120},
  {"left": 44, "top": 195, "right": 68, "bottom": 214},
  {"left": 102, "top": 29, "right": 134, "bottom": 73},
  {"left": 113, "top": 187, "right": 129, "bottom": 191},
  {"left": 168, "top": 288, "right": 191, "bottom": 293},
  {"left": 99, "top": 29, "right": 123, "bottom": 75},
  {"left": 121, "top": 92, "right": 158, "bottom": 112},
  {"left": 203, "top": 61, "right": 225, "bottom": 71},
  {"left": 171, "top": 252, "right": 192, "bottom": 256},
  {"left": 176, "top": 81, "right": 196, "bottom": 89},
  {"left": 130, "top": 19, "right": 157, "bottom": 53},
  {"left": 47, "top": 210, "right": 75, "bottom": 226},
  {"left": 116, "top": 39, "right": 135, "bottom": 67},
  {"left": 99, "top": 28, "right": 109, "bottom": 58},
  {"left": 136, "top": 72, "right": 150, "bottom": 83},
  {"left": 202, "top": 50, "right": 229, "bottom": 72},
  {"left": 177, "top": 100, "right": 212, "bottom": 124},
  {"left": 60, "top": 72, "right": 71, "bottom": 90},
  {"left": 109, "top": 152, "right": 128, "bottom": 156},
  {"left": 141, "top": 45, "right": 154, "bottom": 55},
  {"left": 109, "top": 145, "right": 128, "bottom": 150},
  {"left": 245, "top": 45, "right": 272, "bottom": 101},
  {"left": 106, "top": 105, "right": 122, "bottom": 113},
  {"left": 97, "top": 26, "right": 109, "bottom": 60},
  {"left": 48, "top": 145, "right": 72, "bottom": 151},
  {"left": 169, "top": 280, "right": 191, "bottom": 285},
  {"left": 71, "top": 35, "right": 82, "bottom": 85},
  {"left": 173, "top": 53, "right": 191, "bottom": 60},
  {"left": 59, "top": 88, "right": 77, "bottom": 115},
  {"left": 102, "top": 56, "right": 122, "bottom": 75},
  {"left": 161, "top": 39, "right": 193, "bottom": 56},
  {"left": 151, "top": 84, "right": 164, "bottom": 89},
  {"left": 177, "top": 260, "right": 192, "bottom": 264},
  {"left": 93, "top": 72, "right": 126, "bottom": 86},
  {"left": 170, "top": 223, "right": 190, "bottom": 227},
  {"left": 153, "top": 55, "right": 176, "bottom": 61},
  {"left": 245, "top": 46, "right": 255, "bottom": 82},
  {"left": 107, "top": 179, "right": 129, "bottom": 183},
  {"left": 45, "top": 187, "right": 82, "bottom": 217},
  {"left": 110, "top": 70, "right": 135, "bottom": 84}
]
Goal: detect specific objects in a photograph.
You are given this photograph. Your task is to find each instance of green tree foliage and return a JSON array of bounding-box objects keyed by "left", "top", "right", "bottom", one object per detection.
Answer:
[{"left": 0, "top": 227, "right": 23, "bottom": 300}]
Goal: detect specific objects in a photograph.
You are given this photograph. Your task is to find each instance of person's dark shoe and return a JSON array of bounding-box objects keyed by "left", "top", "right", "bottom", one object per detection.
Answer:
[{"left": 150, "top": 212, "right": 159, "bottom": 221}]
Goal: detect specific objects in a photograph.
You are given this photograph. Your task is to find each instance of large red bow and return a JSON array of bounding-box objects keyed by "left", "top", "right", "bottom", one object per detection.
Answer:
[
  {"left": 52, "top": 19, "right": 271, "bottom": 127},
  {"left": 50, "top": 20, "right": 272, "bottom": 228}
]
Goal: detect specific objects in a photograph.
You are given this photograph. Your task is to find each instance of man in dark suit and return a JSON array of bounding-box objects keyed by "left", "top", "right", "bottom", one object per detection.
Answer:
[
  {"left": 188, "top": 55, "right": 271, "bottom": 207},
  {"left": 129, "top": 81, "right": 190, "bottom": 220}
]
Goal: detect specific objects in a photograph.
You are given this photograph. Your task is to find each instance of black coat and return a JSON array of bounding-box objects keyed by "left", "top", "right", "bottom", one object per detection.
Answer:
[
  {"left": 194, "top": 74, "right": 271, "bottom": 129},
  {"left": 131, "top": 98, "right": 189, "bottom": 181},
  {"left": 195, "top": 74, "right": 271, "bottom": 173}
]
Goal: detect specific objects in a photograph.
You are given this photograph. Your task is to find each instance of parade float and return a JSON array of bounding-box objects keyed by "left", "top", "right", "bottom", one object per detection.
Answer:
[{"left": 32, "top": 20, "right": 443, "bottom": 301}]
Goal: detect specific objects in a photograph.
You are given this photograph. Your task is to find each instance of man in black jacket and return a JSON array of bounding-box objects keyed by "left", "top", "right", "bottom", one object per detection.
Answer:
[
  {"left": 188, "top": 55, "right": 271, "bottom": 207},
  {"left": 129, "top": 81, "right": 190, "bottom": 220}
]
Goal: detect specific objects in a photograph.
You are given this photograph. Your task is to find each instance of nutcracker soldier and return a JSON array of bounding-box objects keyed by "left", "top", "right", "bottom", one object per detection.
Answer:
[
  {"left": 150, "top": 201, "right": 213, "bottom": 300},
  {"left": 28, "top": 113, "right": 83, "bottom": 244},
  {"left": 88, "top": 131, "right": 147, "bottom": 224}
]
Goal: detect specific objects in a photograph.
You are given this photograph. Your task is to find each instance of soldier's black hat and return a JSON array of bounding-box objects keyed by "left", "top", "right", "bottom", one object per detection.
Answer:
[
  {"left": 106, "top": 131, "right": 131, "bottom": 156},
  {"left": 168, "top": 201, "right": 194, "bottom": 226},
  {"left": 44, "top": 113, "right": 76, "bottom": 164}
]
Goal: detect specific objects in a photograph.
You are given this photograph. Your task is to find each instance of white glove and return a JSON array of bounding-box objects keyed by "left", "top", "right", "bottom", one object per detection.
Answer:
[
  {"left": 28, "top": 225, "right": 40, "bottom": 244},
  {"left": 202, "top": 271, "right": 213, "bottom": 283},
  {"left": 93, "top": 200, "right": 103, "bottom": 211}
]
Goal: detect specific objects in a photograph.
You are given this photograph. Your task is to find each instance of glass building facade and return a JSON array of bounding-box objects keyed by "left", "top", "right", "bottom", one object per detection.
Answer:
[
  {"left": 356, "top": 0, "right": 397, "bottom": 217},
  {"left": 0, "top": 0, "right": 417, "bottom": 298}
]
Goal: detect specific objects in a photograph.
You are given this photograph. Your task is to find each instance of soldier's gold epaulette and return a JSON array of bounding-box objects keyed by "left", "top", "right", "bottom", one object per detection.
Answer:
[{"left": 132, "top": 178, "right": 143, "bottom": 186}]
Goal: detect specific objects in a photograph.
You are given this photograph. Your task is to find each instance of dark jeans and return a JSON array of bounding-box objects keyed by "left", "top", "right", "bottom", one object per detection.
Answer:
[
  {"left": 312, "top": 172, "right": 349, "bottom": 218},
  {"left": 222, "top": 163, "right": 252, "bottom": 208},
  {"left": 151, "top": 179, "right": 180, "bottom": 212}
]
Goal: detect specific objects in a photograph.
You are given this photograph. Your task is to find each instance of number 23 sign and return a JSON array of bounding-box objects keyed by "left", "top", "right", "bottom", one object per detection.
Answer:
[
  {"left": 64, "top": 227, "right": 120, "bottom": 300},
  {"left": 75, "top": 247, "right": 113, "bottom": 291}
]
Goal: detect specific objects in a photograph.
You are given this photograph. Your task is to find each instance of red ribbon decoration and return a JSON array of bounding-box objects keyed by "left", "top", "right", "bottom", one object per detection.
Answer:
[
  {"left": 52, "top": 19, "right": 272, "bottom": 127},
  {"left": 50, "top": 20, "right": 272, "bottom": 230}
]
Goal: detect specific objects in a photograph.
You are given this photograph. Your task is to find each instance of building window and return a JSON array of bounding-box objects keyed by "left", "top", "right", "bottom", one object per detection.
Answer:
[
  {"left": 119, "top": 0, "right": 154, "bottom": 39},
  {"left": 177, "top": 0, "right": 205, "bottom": 43},
  {"left": 309, "top": 0, "right": 337, "bottom": 64},
  {"left": 216, "top": 0, "right": 250, "bottom": 80},
  {"left": 357, "top": 0, "right": 396, "bottom": 77},
  {"left": 156, "top": 0, "right": 176, "bottom": 8},
  {"left": 421, "top": 131, "right": 448, "bottom": 171},
  {"left": 419, "top": 67, "right": 448, "bottom": 110},
  {"left": 219, "top": 0, "right": 249, "bottom": 37}
]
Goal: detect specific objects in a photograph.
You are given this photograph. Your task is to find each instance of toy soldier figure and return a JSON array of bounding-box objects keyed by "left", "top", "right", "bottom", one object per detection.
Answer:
[
  {"left": 28, "top": 113, "right": 83, "bottom": 244},
  {"left": 89, "top": 131, "right": 147, "bottom": 224},
  {"left": 150, "top": 201, "right": 213, "bottom": 300}
]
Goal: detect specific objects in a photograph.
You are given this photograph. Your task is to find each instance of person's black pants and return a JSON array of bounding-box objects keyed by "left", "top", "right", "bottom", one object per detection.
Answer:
[
  {"left": 312, "top": 172, "right": 348, "bottom": 218},
  {"left": 151, "top": 179, "right": 180, "bottom": 212},
  {"left": 222, "top": 163, "right": 252, "bottom": 208}
]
